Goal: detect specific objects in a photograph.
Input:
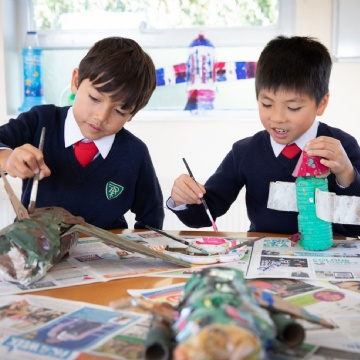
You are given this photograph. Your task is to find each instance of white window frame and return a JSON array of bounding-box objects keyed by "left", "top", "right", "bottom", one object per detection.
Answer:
[
  {"left": 332, "top": 0, "right": 360, "bottom": 62},
  {"left": 30, "top": 0, "right": 295, "bottom": 49}
]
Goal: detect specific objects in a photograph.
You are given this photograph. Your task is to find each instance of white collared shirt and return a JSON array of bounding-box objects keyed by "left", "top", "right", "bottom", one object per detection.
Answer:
[
  {"left": 271, "top": 120, "right": 319, "bottom": 157},
  {"left": 64, "top": 107, "right": 115, "bottom": 159}
]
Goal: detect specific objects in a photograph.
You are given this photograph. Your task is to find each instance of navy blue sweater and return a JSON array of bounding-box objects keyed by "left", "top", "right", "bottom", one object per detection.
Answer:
[
  {"left": 168, "top": 123, "right": 360, "bottom": 237},
  {"left": 0, "top": 105, "right": 164, "bottom": 230}
]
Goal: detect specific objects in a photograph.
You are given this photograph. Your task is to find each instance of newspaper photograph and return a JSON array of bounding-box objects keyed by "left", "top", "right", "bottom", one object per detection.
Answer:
[
  {"left": 0, "top": 294, "right": 150, "bottom": 360},
  {"left": 246, "top": 237, "right": 360, "bottom": 281}
]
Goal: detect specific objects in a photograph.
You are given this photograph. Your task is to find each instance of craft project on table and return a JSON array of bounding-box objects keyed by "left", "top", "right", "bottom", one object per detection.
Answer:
[
  {"left": 268, "top": 151, "right": 360, "bottom": 251},
  {"left": 0, "top": 166, "right": 190, "bottom": 287},
  {"left": 128, "top": 266, "right": 333, "bottom": 360}
]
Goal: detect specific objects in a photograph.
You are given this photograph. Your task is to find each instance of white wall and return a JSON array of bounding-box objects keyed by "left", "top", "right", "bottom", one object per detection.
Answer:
[{"left": 1, "top": 0, "right": 360, "bottom": 232}]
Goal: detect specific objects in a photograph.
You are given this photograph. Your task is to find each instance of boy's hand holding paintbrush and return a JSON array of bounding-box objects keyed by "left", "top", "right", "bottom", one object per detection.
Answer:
[
  {"left": 171, "top": 173, "right": 207, "bottom": 207},
  {"left": 170, "top": 158, "right": 218, "bottom": 232}
]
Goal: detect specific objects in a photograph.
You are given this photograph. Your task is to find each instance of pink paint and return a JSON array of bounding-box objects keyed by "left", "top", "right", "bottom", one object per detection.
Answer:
[
  {"left": 212, "top": 221, "right": 218, "bottom": 232},
  {"left": 196, "top": 237, "right": 226, "bottom": 245}
]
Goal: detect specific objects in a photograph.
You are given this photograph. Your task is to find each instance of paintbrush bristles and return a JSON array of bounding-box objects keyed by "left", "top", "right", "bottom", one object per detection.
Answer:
[{"left": 145, "top": 225, "right": 209, "bottom": 254}]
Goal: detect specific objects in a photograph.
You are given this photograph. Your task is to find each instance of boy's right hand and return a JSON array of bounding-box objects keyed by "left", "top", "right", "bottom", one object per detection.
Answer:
[
  {"left": 0, "top": 145, "right": 51, "bottom": 180},
  {"left": 171, "top": 174, "right": 206, "bottom": 207}
]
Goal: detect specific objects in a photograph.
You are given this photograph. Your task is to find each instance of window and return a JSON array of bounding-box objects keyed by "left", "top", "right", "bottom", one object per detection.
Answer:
[
  {"left": 333, "top": 0, "right": 360, "bottom": 61},
  {"left": 32, "top": 0, "right": 293, "bottom": 48},
  {"left": 5, "top": 0, "right": 295, "bottom": 115},
  {"left": 35, "top": 0, "right": 280, "bottom": 30}
]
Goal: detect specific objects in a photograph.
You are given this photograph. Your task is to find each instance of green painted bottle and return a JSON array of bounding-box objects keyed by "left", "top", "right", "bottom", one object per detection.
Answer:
[{"left": 296, "top": 177, "right": 333, "bottom": 250}]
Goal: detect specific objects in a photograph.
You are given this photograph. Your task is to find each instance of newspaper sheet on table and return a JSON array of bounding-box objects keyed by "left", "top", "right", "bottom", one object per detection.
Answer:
[
  {"left": 246, "top": 237, "right": 360, "bottom": 281},
  {"left": 248, "top": 278, "right": 360, "bottom": 355},
  {"left": 0, "top": 233, "right": 254, "bottom": 296},
  {"left": 0, "top": 285, "right": 358, "bottom": 360},
  {"left": 0, "top": 294, "right": 150, "bottom": 360},
  {"left": 2, "top": 233, "right": 360, "bottom": 297}
]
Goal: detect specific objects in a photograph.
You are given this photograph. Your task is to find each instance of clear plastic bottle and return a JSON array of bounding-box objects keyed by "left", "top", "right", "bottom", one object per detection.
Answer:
[{"left": 18, "top": 31, "right": 45, "bottom": 112}]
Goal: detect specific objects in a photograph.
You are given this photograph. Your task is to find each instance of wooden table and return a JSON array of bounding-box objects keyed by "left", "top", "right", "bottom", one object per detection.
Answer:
[
  {"left": 27, "top": 230, "right": 270, "bottom": 306},
  {"left": 24, "top": 230, "right": 358, "bottom": 359}
]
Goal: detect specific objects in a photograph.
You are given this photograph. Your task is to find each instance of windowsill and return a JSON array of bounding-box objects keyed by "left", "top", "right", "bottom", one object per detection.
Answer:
[{"left": 4, "top": 109, "right": 259, "bottom": 123}]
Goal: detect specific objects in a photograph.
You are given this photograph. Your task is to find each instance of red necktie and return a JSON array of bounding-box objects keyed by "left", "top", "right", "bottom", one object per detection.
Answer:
[
  {"left": 281, "top": 143, "right": 301, "bottom": 159},
  {"left": 74, "top": 141, "right": 98, "bottom": 167}
]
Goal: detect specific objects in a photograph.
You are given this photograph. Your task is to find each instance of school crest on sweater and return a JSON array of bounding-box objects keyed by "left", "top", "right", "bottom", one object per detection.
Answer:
[{"left": 106, "top": 181, "right": 124, "bottom": 200}]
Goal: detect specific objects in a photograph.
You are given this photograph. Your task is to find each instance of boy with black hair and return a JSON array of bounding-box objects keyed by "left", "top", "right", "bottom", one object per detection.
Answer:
[
  {"left": 0, "top": 36, "right": 164, "bottom": 230},
  {"left": 167, "top": 35, "right": 360, "bottom": 237}
]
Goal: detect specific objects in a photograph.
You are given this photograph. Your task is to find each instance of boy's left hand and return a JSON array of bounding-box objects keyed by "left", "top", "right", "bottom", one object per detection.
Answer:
[{"left": 304, "top": 136, "right": 355, "bottom": 188}]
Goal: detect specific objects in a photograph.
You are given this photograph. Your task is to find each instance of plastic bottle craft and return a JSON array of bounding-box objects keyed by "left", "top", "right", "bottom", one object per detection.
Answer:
[
  {"left": 292, "top": 151, "right": 332, "bottom": 250},
  {"left": 19, "top": 31, "right": 45, "bottom": 112},
  {"left": 172, "top": 267, "right": 276, "bottom": 359},
  {"left": 140, "top": 267, "right": 318, "bottom": 360},
  {"left": 184, "top": 34, "right": 216, "bottom": 113},
  {"left": 155, "top": 34, "right": 257, "bottom": 112}
]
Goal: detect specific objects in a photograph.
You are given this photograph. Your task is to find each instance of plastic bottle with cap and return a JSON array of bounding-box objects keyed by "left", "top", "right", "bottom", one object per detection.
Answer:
[{"left": 19, "top": 31, "right": 45, "bottom": 112}]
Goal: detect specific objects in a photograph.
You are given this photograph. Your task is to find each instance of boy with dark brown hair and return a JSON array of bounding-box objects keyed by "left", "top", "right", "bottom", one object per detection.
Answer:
[
  {"left": 168, "top": 35, "right": 360, "bottom": 237},
  {"left": 0, "top": 37, "right": 164, "bottom": 230}
]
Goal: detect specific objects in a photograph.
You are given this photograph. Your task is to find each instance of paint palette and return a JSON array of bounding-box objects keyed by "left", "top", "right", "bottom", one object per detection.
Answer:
[
  {"left": 191, "top": 237, "right": 237, "bottom": 254},
  {"left": 163, "top": 237, "right": 246, "bottom": 264},
  {"left": 163, "top": 248, "right": 245, "bottom": 264}
]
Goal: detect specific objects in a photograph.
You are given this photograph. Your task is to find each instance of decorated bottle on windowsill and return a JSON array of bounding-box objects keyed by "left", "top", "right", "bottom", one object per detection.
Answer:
[
  {"left": 292, "top": 152, "right": 333, "bottom": 250},
  {"left": 184, "top": 34, "right": 216, "bottom": 114}
]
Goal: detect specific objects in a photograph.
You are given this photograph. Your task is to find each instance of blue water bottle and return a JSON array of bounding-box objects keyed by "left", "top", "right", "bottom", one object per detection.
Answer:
[{"left": 19, "top": 31, "right": 45, "bottom": 112}]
